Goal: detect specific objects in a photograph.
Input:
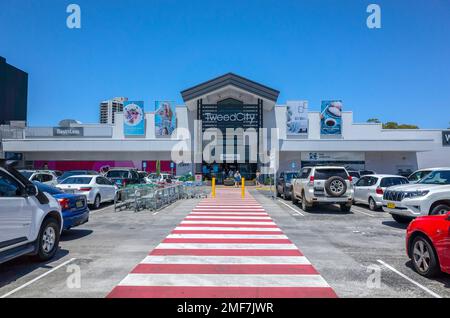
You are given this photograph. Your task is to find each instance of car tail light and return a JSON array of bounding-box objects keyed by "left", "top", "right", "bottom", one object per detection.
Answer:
[
  {"left": 58, "top": 198, "right": 70, "bottom": 210},
  {"left": 376, "top": 187, "right": 384, "bottom": 195},
  {"left": 122, "top": 180, "right": 127, "bottom": 187},
  {"left": 309, "top": 176, "right": 315, "bottom": 184},
  {"left": 79, "top": 187, "right": 92, "bottom": 192},
  {"left": 348, "top": 176, "right": 353, "bottom": 182}
]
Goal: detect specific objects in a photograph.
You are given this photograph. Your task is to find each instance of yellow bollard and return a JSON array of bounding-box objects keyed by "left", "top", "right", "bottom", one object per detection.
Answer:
[
  {"left": 241, "top": 177, "right": 245, "bottom": 199},
  {"left": 212, "top": 177, "right": 216, "bottom": 198}
]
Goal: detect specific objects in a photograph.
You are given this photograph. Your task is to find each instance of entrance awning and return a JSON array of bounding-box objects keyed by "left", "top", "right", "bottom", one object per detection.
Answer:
[{"left": 181, "top": 73, "right": 279, "bottom": 111}]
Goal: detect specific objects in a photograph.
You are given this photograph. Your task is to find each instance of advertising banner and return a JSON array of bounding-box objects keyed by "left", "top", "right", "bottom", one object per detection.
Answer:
[
  {"left": 286, "top": 100, "right": 308, "bottom": 135},
  {"left": 123, "top": 101, "right": 145, "bottom": 136},
  {"left": 320, "top": 100, "right": 343, "bottom": 135},
  {"left": 155, "top": 101, "right": 176, "bottom": 137}
]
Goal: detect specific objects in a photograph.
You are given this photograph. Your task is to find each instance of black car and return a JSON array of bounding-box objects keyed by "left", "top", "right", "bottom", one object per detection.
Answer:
[
  {"left": 105, "top": 168, "right": 143, "bottom": 188},
  {"left": 276, "top": 171, "right": 299, "bottom": 199}
]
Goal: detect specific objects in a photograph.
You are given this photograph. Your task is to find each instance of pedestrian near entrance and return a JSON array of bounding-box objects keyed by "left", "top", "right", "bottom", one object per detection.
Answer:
[
  {"left": 234, "top": 171, "right": 242, "bottom": 187},
  {"left": 256, "top": 170, "right": 261, "bottom": 187}
]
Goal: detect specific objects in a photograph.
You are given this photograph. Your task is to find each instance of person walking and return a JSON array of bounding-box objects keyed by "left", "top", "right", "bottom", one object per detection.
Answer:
[
  {"left": 234, "top": 171, "right": 242, "bottom": 188},
  {"left": 255, "top": 170, "right": 261, "bottom": 187}
]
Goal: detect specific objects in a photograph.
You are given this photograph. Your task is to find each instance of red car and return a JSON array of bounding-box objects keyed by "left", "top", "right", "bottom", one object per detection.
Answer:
[{"left": 406, "top": 212, "right": 450, "bottom": 277}]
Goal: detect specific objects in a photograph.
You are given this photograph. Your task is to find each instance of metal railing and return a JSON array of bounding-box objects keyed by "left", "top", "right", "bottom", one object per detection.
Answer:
[{"left": 114, "top": 183, "right": 208, "bottom": 212}]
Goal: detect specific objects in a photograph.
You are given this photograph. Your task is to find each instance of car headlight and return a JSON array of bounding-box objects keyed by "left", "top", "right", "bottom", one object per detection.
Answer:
[{"left": 404, "top": 190, "right": 429, "bottom": 199}]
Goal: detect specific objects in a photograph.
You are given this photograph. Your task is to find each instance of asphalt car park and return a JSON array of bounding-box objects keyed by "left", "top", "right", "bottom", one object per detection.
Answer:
[{"left": 0, "top": 188, "right": 448, "bottom": 298}]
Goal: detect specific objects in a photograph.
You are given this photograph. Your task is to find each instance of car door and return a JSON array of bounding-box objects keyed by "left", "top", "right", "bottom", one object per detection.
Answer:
[
  {"left": 99, "top": 177, "right": 114, "bottom": 201},
  {"left": 365, "top": 177, "right": 379, "bottom": 201},
  {"left": 433, "top": 215, "right": 450, "bottom": 272},
  {"left": 354, "top": 177, "right": 369, "bottom": 203},
  {"left": 94, "top": 176, "right": 107, "bottom": 202},
  {"left": 0, "top": 170, "right": 33, "bottom": 248}
]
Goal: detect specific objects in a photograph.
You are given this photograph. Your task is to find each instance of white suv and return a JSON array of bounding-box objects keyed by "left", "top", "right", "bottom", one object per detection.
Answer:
[
  {"left": 383, "top": 168, "right": 450, "bottom": 223},
  {"left": 0, "top": 162, "right": 62, "bottom": 264},
  {"left": 291, "top": 166, "right": 354, "bottom": 212}
]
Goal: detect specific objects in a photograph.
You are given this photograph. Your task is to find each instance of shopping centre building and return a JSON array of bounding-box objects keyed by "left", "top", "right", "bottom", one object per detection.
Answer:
[{"left": 2, "top": 73, "right": 450, "bottom": 183}]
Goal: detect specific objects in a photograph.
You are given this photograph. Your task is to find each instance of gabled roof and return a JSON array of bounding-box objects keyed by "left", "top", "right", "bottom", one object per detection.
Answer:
[{"left": 181, "top": 73, "right": 280, "bottom": 103}]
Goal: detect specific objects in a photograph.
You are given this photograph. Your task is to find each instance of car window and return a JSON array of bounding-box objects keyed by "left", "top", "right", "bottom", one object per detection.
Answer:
[
  {"left": 61, "top": 177, "right": 93, "bottom": 185},
  {"left": 408, "top": 170, "right": 431, "bottom": 182},
  {"left": 286, "top": 173, "right": 299, "bottom": 181},
  {"left": 314, "top": 169, "right": 348, "bottom": 180},
  {"left": 380, "top": 177, "right": 408, "bottom": 187},
  {"left": 300, "top": 169, "right": 310, "bottom": 179},
  {"left": 419, "top": 170, "right": 450, "bottom": 185},
  {"left": 41, "top": 174, "right": 53, "bottom": 182},
  {"left": 356, "top": 177, "right": 369, "bottom": 187},
  {"left": 348, "top": 171, "right": 360, "bottom": 178},
  {"left": 20, "top": 171, "right": 34, "bottom": 179},
  {"left": 106, "top": 170, "right": 130, "bottom": 178},
  {"left": 366, "top": 177, "right": 378, "bottom": 186},
  {"left": 0, "top": 171, "right": 22, "bottom": 197},
  {"left": 95, "top": 177, "right": 104, "bottom": 185}
]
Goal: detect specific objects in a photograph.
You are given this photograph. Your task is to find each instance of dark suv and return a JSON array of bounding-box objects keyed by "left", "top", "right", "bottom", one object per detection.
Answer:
[
  {"left": 105, "top": 168, "right": 143, "bottom": 188},
  {"left": 276, "top": 171, "right": 299, "bottom": 200}
]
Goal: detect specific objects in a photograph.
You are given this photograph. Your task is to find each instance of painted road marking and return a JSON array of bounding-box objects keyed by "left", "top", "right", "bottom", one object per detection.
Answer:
[
  {"left": 0, "top": 258, "right": 76, "bottom": 298},
  {"left": 108, "top": 190, "right": 337, "bottom": 298},
  {"left": 377, "top": 260, "right": 442, "bottom": 298},
  {"left": 277, "top": 199, "right": 305, "bottom": 216}
]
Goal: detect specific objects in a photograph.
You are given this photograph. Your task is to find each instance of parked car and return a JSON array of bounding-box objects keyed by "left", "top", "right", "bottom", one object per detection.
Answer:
[
  {"left": 19, "top": 170, "right": 59, "bottom": 186},
  {"left": 354, "top": 175, "right": 409, "bottom": 211},
  {"left": 383, "top": 168, "right": 450, "bottom": 223},
  {"left": 406, "top": 212, "right": 450, "bottom": 277},
  {"left": 57, "top": 175, "right": 117, "bottom": 209},
  {"left": 347, "top": 171, "right": 361, "bottom": 185},
  {"left": 57, "top": 170, "right": 97, "bottom": 183},
  {"left": 291, "top": 166, "right": 354, "bottom": 212},
  {"left": 34, "top": 182, "right": 89, "bottom": 230},
  {"left": 407, "top": 168, "right": 445, "bottom": 183},
  {"left": 276, "top": 171, "right": 299, "bottom": 199},
  {"left": 105, "top": 168, "right": 142, "bottom": 188},
  {"left": 0, "top": 161, "right": 62, "bottom": 264}
]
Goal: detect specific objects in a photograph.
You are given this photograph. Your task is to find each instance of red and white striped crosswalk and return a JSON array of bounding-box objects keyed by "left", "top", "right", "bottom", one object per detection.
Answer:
[{"left": 108, "top": 189, "right": 337, "bottom": 298}]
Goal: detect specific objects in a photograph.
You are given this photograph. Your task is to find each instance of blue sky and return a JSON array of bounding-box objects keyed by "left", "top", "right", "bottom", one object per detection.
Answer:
[{"left": 1, "top": 0, "right": 449, "bottom": 128}]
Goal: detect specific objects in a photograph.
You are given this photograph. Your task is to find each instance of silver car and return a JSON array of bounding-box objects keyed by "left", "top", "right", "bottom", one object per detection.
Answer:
[{"left": 354, "top": 175, "right": 409, "bottom": 211}]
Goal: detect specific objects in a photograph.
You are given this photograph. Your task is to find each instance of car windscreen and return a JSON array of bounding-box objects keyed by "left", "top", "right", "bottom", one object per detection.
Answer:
[
  {"left": 408, "top": 170, "right": 431, "bottom": 182},
  {"left": 33, "top": 181, "right": 63, "bottom": 195},
  {"left": 285, "top": 173, "right": 299, "bottom": 181},
  {"left": 106, "top": 171, "right": 130, "bottom": 178},
  {"left": 314, "top": 169, "right": 348, "bottom": 180},
  {"left": 20, "top": 171, "right": 33, "bottom": 179},
  {"left": 60, "top": 171, "right": 86, "bottom": 179},
  {"left": 380, "top": 177, "right": 408, "bottom": 188},
  {"left": 418, "top": 170, "right": 450, "bottom": 185},
  {"left": 60, "top": 177, "right": 92, "bottom": 185}
]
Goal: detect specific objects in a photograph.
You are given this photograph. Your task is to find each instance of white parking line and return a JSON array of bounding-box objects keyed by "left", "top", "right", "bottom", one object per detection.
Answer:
[
  {"left": 377, "top": 259, "right": 442, "bottom": 298},
  {"left": 0, "top": 258, "right": 77, "bottom": 298},
  {"left": 277, "top": 199, "right": 305, "bottom": 216},
  {"left": 351, "top": 206, "right": 376, "bottom": 217}
]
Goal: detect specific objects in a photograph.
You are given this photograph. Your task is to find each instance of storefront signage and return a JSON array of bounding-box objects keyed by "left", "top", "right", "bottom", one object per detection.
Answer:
[
  {"left": 203, "top": 112, "right": 256, "bottom": 125},
  {"left": 320, "top": 100, "right": 343, "bottom": 135},
  {"left": 201, "top": 104, "right": 260, "bottom": 132},
  {"left": 123, "top": 101, "right": 145, "bottom": 136},
  {"left": 155, "top": 101, "right": 176, "bottom": 137},
  {"left": 286, "top": 100, "right": 308, "bottom": 135},
  {"left": 53, "top": 127, "right": 84, "bottom": 137},
  {"left": 443, "top": 131, "right": 450, "bottom": 146},
  {"left": 301, "top": 152, "right": 365, "bottom": 162}
]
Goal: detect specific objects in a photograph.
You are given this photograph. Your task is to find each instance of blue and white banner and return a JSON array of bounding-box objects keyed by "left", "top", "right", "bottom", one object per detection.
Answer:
[
  {"left": 123, "top": 101, "right": 145, "bottom": 136},
  {"left": 320, "top": 100, "right": 343, "bottom": 135},
  {"left": 286, "top": 100, "right": 308, "bottom": 135},
  {"left": 155, "top": 101, "right": 176, "bottom": 137}
]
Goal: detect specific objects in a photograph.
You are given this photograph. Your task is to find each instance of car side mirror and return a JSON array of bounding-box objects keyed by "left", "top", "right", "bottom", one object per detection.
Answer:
[{"left": 25, "top": 184, "right": 38, "bottom": 197}]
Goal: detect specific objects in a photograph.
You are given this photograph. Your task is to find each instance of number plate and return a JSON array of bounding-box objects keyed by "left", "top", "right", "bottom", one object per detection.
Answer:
[
  {"left": 76, "top": 200, "right": 84, "bottom": 208},
  {"left": 387, "top": 202, "right": 396, "bottom": 209}
]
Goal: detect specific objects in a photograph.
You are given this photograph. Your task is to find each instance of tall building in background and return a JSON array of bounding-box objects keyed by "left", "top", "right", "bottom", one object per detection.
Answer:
[
  {"left": 0, "top": 56, "right": 28, "bottom": 124},
  {"left": 99, "top": 97, "right": 128, "bottom": 124}
]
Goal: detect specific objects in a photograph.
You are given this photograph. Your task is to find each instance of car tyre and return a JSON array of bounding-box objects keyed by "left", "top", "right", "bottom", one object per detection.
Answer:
[
  {"left": 35, "top": 217, "right": 60, "bottom": 262},
  {"left": 292, "top": 193, "right": 299, "bottom": 205},
  {"left": 391, "top": 214, "right": 412, "bottom": 224},
  {"left": 368, "top": 197, "right": 378, "bottom": 211},
  {"left": 411, "top": 236, "right": 440, "bottom": 278},
  {"left": 340, "top": 204, "right": 352, "bottom": 212},
  {"left": 429, "top": 204, "right": 450, "bottom": 215},
  {"left": 301, "top": 194, "right": 312, "bottom": 212},
  {"left": 92, "top": 194, "right": 101, "bottom": 210},
  {"left": 276, "top": 189, "right": 282, "bottom": 198}
]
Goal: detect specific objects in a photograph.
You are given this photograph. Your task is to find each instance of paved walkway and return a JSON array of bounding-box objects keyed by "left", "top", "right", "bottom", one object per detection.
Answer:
[{"left": 108, "top": 189, "right": 337, "bottom": 298}]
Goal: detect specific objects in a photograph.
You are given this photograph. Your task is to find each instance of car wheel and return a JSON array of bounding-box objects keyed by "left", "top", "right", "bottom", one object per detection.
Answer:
[
  {"left": 411, "top": 236, "right": 440, "bottom": 277},
  {"left": 301, "top": 194, "right": 311, "bottom": 212},
  {"left": 325, "top": 176, "right": 347, "bottom": 197},
  {"left": 35, "top": 217, "right": 60, "bottom": 261},
  {"left": 429, "top": 204, "right": 450, "bottom": 215},
  {"left": 391, "top": 214, "right": 412, "bottom": 224},
  {"left": 340, "top": 204, "right": 352, "bottom": 212},
  {"left": 292, "top": 193, "right": 299, "bottom": 205},
  {"left": 368, "top": 197, "right": 377, "bottom": 211},
  {"left": 92, "top": 195, "right": 101, "bottom": 210}
]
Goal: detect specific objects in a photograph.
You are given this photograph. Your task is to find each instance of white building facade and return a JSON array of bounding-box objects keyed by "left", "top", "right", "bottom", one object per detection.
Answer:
[{"left": 3, "top": 73, "right": 450, "bottom": 182}]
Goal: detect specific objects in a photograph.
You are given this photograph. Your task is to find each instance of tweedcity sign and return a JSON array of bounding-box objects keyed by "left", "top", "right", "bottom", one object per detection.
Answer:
[{"left": 202, "top": 112, "right": 256, "bottom": 126}]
